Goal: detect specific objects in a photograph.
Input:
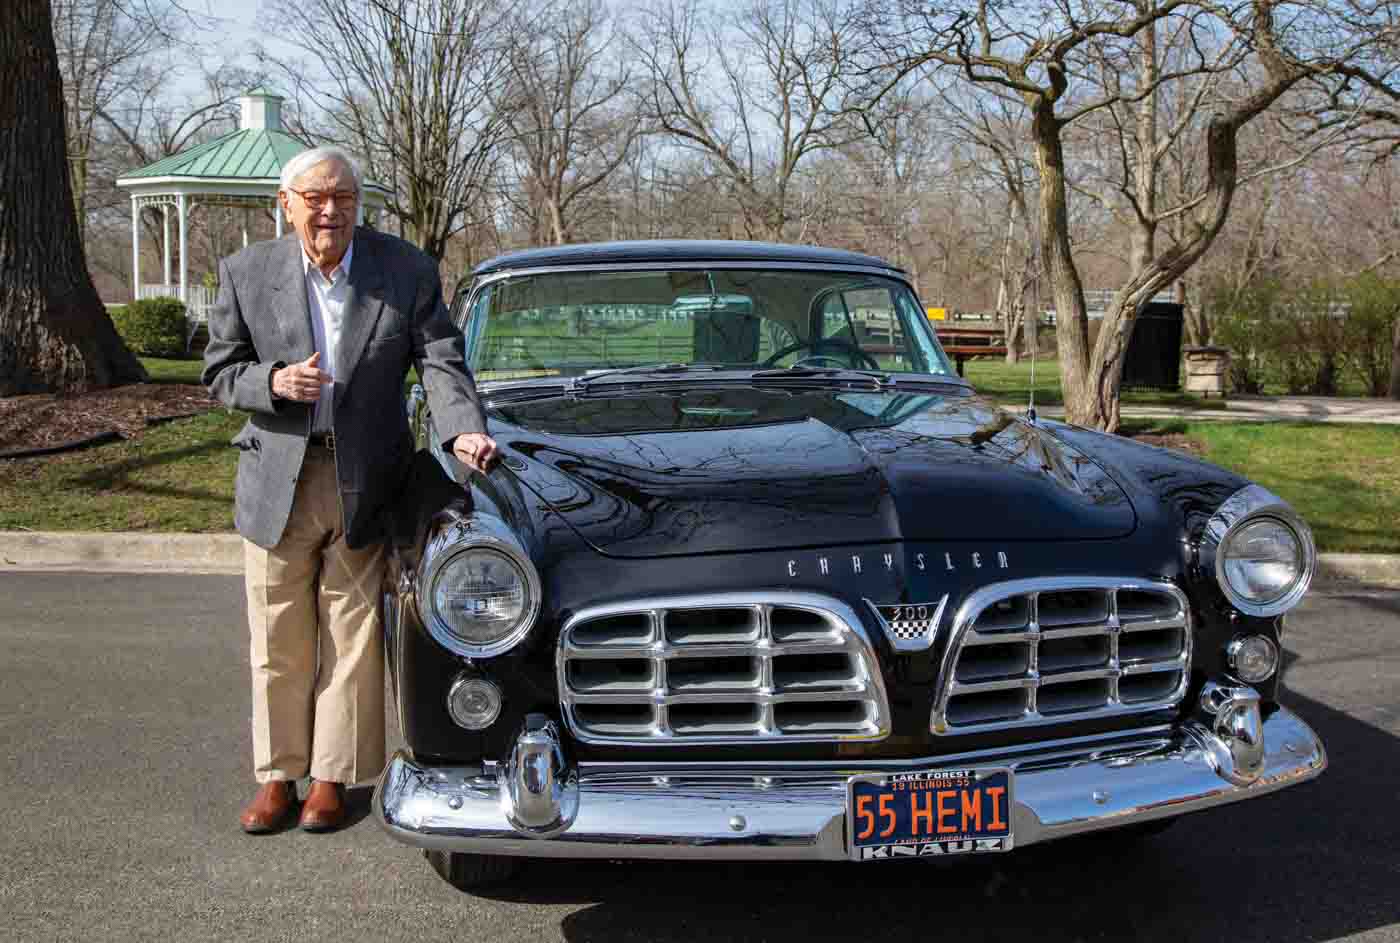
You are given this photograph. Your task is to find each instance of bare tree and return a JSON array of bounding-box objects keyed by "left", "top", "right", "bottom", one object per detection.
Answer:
[
  {"left": 1, "top": 0, "right": 146, "bottom": 393},
  {"left": 870, "top": 0, "right": 1398, "bottom": 430},
  {"left": 51, "top": 0, "right": 176, "bottom": 240},
  {"left": 264, "top": 0, "right": 511, "bottom": 260},
  {"left": 931, "top": 83, "right": 1042, "bottom": 359},
  {"left": 634, "top": 0, "right": 868, "bottom": 241},
  {"left": 500, "top": 0, "right": 642, "bottom": 245}
]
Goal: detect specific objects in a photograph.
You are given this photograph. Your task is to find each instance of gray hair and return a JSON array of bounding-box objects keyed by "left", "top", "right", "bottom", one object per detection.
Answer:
[{"left": 279, "top": 145, "right": 363, "bottom": 192}]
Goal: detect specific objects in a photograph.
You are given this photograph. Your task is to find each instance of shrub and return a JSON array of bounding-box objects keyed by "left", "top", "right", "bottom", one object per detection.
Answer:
[
  {"left": 1341, "top": 273, "right": 1400, "bottom": 397},
  {"left": 1206, "top": 277, "right": 1287, "bottom": 394},
  {"left": 1273, "top": 280, "right": 1347, "bottom": 396},
  {"left": 112, "top": 296, "right": 187, "bottom": 357}
]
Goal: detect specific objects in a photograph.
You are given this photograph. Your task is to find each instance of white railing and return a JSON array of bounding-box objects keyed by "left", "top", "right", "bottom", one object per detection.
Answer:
[{"left": 138, "top": 283, "right": 215, "bottom": 349}]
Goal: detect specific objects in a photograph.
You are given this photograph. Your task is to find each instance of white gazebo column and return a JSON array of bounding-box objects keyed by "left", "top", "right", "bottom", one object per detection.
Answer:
[
  {"left": 177, "top": 192, "right": 188, "bottom": 304},
  {"left": 162, "top": 204, "right": 172, "bottom": 286},
  {"left": 242, "top": 207, "right": 250, "bottom": 249},
  {"left": 275, "top": 198, "right": 283, "bottom": 238},
  {"left": 130, "top": 198, "right": 140, "bottom": 301}
]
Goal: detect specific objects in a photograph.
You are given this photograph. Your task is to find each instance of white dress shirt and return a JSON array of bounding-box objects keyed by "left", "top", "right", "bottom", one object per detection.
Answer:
[{"left": 302, "top": 241, "right": 353, "bottom": 433}]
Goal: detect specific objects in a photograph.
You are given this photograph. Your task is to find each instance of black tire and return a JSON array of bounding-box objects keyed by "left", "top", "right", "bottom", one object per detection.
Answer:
[{"left": 424, "top": 849, "right": 521, "bottom": 892}]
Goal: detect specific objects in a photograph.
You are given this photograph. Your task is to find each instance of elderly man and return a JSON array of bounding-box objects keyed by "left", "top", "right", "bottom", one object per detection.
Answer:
[{"left": 203, "top": 146, "right": 498, "bottom": 833}]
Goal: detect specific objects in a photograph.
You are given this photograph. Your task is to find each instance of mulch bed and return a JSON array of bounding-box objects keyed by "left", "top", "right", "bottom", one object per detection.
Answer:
[
  {"left": 1128, "top": 432, "right": 1208, "bottom": 456},
  {"left": 0, "top": 384, "right": 217, "bottom": 454}
]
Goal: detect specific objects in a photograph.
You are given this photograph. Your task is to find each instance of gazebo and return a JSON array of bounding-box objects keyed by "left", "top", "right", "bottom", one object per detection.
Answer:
[{"left": 115, "top": 89, "right": 390, "bottom": 344}]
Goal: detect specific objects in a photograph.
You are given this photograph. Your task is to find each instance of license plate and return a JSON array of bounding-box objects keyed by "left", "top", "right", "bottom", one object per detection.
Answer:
[{"left": 846, "top": 768, "right": 1013, "bottom": 861}]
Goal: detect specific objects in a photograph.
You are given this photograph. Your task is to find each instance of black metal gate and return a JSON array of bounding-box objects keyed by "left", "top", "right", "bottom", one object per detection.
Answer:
[{"left": 1121, "top": 302, "right": 1184, "bottom": 391}]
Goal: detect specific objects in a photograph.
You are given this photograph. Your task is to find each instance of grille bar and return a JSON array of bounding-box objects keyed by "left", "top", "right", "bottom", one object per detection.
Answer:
[
  {"left": 559, "top": 593, "right": 891, "bottom": 745},
  {"left": 932, "top": 578, "right": 1190, "bottom": 736}
]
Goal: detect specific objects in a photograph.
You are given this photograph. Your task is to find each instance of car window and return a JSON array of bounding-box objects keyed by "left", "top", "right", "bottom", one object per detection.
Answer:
[{"left": 465, "top": 268, "right": 953, "bottom": 381}]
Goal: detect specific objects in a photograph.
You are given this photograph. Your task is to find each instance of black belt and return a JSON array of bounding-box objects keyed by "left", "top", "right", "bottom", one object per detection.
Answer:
[{"left": 308, "top": 432, "right": 336, "bottom": 453}]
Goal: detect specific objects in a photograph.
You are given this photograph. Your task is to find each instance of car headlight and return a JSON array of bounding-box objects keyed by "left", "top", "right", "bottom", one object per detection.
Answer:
[
  {"left": 419, "top": 512, "right": 542, "bottom": 657},
  {"left": 1202, "top": 485, "right": 1315, "bottom": 617}
]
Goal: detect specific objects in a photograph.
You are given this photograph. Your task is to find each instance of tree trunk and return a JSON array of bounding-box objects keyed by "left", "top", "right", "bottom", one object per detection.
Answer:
[
  {"left": 1030, "top": 96, "right": 1093, "bottom": 421},
  {"left": 0, "top": 0, "right": 145, "bottom": 395},
  {"left": 1389, "top": 315, "right": 1400, "bottom": 400},
  {"left": 1004, "top": 294, "right": 1025, "bottom": 363},
  {"left": 546, "top": 197, "right": 568, "bottom": 246}
]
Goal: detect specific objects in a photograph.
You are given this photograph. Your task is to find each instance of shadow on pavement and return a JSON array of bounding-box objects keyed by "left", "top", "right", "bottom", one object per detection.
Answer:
[{"left": 451, "top": 687, "right": 1395, "bottom": 943}]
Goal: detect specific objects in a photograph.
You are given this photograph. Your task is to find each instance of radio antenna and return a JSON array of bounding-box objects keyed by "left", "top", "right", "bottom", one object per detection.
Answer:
[{"left": 1025, "top": 279, "right": 1039, "bottom": 423}]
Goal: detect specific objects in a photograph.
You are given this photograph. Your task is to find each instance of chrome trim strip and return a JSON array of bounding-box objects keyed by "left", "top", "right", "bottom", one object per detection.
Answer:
[
  {"left": 931, "top": 577, "right": 1192, "bottom": 736},
  {"left": 556, "top": 591, "right": 891, "bottom": 746},
  {"left": 1201, "top": 484, "right": 1317, "bottom": 617},
  {"left": 373, "top": 705, "right": 1326, "bottom": 860},
  {"left": 470, "top": 260, "right": 913, "bottom": 290},
  {"left": 573, "top": 724, "right": 1177, "bottom": 776}
]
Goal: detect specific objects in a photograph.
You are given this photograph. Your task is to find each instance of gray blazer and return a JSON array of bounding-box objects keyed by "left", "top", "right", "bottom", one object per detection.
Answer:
[{"left": 203, "top": 228, "right": 485, "bottom": 550}]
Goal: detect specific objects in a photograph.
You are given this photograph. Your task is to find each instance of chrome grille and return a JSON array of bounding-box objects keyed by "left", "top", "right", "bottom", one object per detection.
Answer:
[
  {"left": 558, "top": 593, "right": 891, "bottom": 745},
  {"left": 931, "top": 578, "right": 1190, "bottom": 735}
]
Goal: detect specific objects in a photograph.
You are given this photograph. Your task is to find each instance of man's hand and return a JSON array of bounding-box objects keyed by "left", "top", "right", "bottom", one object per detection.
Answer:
[
  {"left": 451, "top": 432, "right": 500, "bottom": 474},
  {"left": 271, "top": 352, "right": 332, "bottom": 402}
]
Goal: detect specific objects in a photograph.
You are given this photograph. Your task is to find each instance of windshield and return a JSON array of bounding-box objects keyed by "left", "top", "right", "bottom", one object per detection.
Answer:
[{"left": 461, "top": 268, "right": 954, "bottom": 382}]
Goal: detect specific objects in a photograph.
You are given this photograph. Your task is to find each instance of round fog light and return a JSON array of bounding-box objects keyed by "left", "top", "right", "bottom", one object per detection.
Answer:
[
  {"left": 447, "top": 677, "right": 503, "bottom": 730},
  {"left": 1228, "top": 635, "right": 1279, "bottom": 683}
]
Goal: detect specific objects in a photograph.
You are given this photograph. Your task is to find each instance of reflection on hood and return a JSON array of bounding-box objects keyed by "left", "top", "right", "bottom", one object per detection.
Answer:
[{"left": 493, "top": 387, "right": 1135, "bottom": 557}]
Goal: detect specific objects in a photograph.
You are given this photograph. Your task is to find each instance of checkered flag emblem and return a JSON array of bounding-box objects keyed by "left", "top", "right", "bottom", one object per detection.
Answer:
[{"left": 867, "top": 597, "right": 949, "bottom": 652}]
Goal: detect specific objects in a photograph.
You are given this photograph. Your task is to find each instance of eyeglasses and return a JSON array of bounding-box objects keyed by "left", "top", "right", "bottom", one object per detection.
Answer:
[{"left": 287, "top": 187, "right": 359, "bottom": 209}]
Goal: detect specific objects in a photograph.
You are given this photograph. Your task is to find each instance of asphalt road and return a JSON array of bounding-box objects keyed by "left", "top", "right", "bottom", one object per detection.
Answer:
[{"left": 2, "top": 573, "right": 1397, "bottom": 943}]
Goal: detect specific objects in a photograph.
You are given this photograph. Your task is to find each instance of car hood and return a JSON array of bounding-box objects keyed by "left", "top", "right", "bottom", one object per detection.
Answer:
[{"left": 491, "top": 385, "right": 1136, "bottom": 558}]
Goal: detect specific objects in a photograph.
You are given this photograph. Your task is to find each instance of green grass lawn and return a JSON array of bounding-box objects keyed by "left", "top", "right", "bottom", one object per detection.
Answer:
[
  {"left": 140, "top": 356, "right": 204, "bottom": 384},
  {"left": 962, "top": 357, "right": 1227, "bottom": 409},
  {"left": 2, "top": 398, "right": 1393, "bottom": 553},
  {"left": 1122, "top": 420, "right": 1400, "bottom": 554},
  {"left": 0, "top": 410, "right": 241, "bottom": 533}
]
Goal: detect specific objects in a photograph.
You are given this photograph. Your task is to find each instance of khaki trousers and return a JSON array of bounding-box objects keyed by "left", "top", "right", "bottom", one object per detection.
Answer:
[{"left": 244, "top": 451, "right": 386, "bottom": 784}]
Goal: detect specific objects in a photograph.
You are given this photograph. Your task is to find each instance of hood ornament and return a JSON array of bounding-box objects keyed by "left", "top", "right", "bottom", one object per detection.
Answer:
[{"left": 865, "top": 596, "right": 950, "bottom": 652}]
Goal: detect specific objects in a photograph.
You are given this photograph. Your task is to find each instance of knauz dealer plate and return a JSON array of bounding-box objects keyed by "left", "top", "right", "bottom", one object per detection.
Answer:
[{"left": 846, "top": 768, "right": 1013, "bottom": 861}]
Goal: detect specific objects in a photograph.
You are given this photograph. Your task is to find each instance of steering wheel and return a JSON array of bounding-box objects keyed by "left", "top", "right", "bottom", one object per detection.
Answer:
[{"left": 761, "top": 337, "right": 882, "bottom": 371}]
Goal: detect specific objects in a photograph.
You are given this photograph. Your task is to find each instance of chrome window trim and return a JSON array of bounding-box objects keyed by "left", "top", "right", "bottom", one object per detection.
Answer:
[
  {"left": 930, "top": 576, "right": 1192, "bottom": 736},
  {"left": 416, "top": 512, "right": 543, "bottom": 659},
  {"left": 556, "top": 591, "right": 892, "bottom": 746},
  {"left": 1200, "top": 484, "right": 1317, "bottom": 617}
]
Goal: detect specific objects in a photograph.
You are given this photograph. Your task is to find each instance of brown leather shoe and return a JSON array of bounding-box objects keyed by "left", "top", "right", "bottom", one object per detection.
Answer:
[
  {"left": 240, "top": 781, "right": 298, "bottom": 834},
  {"left": 299, "top": 780, "right": 347, "bottom": 832}
]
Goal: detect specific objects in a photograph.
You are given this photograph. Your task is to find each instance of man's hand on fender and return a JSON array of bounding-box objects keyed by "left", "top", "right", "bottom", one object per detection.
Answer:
[
  {"left": 451, "top": 432, "right": 500, "bottom": 474},
  {"left": 271, "top": 352, "right": 333, "bottom": 402}
]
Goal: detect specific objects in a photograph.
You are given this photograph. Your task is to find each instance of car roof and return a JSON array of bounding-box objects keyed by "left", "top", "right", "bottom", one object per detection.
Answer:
[{"left": 471, "top": 239, "right": 905, "bottom": 276}]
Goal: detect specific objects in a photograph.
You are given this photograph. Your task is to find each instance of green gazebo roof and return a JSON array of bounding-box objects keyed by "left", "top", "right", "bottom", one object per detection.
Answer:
[{"left": 120, "top": 127, "right": 306, "bottom": 181}]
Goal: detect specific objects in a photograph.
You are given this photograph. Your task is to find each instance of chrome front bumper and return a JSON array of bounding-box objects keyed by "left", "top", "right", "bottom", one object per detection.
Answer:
[{"left": 374, "top": 696, "right": 1325, "bottom": 861}]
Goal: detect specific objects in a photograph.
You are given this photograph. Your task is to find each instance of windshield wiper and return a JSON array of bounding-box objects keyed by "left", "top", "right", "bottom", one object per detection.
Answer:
[
  {"left": 749, "top": 366, "right": 967, "bottom": 393},
  {"left": 750, "top": 366, "right": 890, "bottom": 386},
  {"left": 567, "top": 362, "right": 728, "bottom": 391}
]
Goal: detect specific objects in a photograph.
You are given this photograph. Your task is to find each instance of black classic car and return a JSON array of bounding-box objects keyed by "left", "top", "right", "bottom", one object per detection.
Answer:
[{"left": 374, "top": 240, "right": 1325, "bottom": 890}]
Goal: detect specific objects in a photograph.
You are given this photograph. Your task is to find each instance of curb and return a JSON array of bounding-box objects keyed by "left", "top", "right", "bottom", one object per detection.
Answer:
[
  {"left": 0, "top": 531, "right": 1396, "bottom": 588},
  {"left": 1315, "top": 553, "right": 1400, "bottom": 589},
  {"left": 0, "top": 531, "right": 243, "bottom": 574}
]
